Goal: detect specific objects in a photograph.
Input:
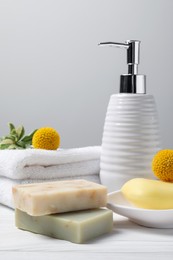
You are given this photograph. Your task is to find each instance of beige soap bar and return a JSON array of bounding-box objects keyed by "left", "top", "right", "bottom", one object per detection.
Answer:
[
  {"left": 15, "top": 208, "right": 113, "bottom": 244},
  {"left": 12, "top": 179, "right": 107, "bottom": 216}
]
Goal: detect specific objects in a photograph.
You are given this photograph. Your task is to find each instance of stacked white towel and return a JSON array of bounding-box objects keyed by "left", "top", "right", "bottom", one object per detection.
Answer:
[{"left": 0, "top": 146, "right": 101, "bottom": 208}]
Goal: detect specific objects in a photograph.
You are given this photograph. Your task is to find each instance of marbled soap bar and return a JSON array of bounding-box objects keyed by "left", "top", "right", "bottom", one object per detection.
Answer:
[
  {"left": 15, "top": 208, "right": 113, "bottom": 243},
  {"left": 12, "top": 179, "right": 107, "bottom": 216}
]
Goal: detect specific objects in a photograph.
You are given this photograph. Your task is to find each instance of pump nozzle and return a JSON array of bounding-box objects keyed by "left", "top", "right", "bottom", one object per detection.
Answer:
[
  {"left": 98, "top": 40, "right": 146, "bottom": 94},
  {"left": 99, "top": 40, "right": 140, "bottom": 75}
]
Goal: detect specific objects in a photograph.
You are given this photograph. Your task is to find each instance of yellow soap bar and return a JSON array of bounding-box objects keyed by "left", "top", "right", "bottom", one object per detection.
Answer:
[
  {"left": 12, "top": 179, "right": 107, "bottom": 216},
  {"left": 121, "top": 178, "right": 173, "bottom": 209},
  {"left": 15, "top": 208, "right": 113, "bottom": 244}
]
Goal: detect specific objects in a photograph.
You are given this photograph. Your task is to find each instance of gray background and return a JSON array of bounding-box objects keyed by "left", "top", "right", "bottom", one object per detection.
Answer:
[{"left": 0, "top": 0, "right": 172, "bottom": 148}]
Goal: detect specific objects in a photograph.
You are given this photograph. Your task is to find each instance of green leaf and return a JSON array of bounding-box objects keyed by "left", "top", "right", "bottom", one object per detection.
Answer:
[
  {"left": 21, "top": 129, "right": 37, "bottom": 143},
  {"left": 4, "top": 135, "right": 16, "bottom": 141},
  {"left": 0, "top": 139, "right": 14, "bottom": 145},
  {"left": 8, "top": 144, "right": 19, "bottom": 149},
  {"left": 16, "top": 141, "right": 26, "bottom": 148},
  {"left": 0, "top": 144, "right": 11, "bottom": 149},
  {"left": 8, "top": 123, "right": 15, "bottom": 134},
  {"left": 25, "top": 143, "right": 32, "bottom": 148},
  {"left": 16, "top": 125, "right": 25, "bottom": 140},
  {"left": 11, "top": 128, "right": 18, "bottom": 137}
]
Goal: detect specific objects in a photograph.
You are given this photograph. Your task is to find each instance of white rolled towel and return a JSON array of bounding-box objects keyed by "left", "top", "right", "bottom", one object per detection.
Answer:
[
  {"left": 0, "top": 146, "right": 101, "bottom": 208},
  {"left": 0, "top": 146, "right": 101, "bottom": 180}
]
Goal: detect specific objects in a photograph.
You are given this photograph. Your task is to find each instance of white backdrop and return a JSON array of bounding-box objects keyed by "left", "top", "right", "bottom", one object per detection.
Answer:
[{"left": 0, "top": 0, "right": 173, "bottom": 148}]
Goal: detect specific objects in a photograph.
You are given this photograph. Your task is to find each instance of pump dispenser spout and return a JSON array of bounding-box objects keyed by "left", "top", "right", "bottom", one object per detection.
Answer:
[{"left": 99, "top": 40, "right": 146, "bottom": 94}]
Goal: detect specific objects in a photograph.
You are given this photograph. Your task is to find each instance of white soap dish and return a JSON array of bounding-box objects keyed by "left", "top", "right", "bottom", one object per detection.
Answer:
[{"left": 107, "top": 190, "right": 173, "bottom": 228}]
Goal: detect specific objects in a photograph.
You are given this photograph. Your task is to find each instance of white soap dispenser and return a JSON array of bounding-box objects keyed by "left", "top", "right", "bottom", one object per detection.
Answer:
[{"left": 99, "top": 40, "right": 161, "bottom": 192}]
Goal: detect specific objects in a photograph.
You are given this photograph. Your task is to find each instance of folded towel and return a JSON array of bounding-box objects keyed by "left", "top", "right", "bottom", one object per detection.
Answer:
[
  {"left": 0, "top": 146, "right": 101, "bottom": 208},
  {"left": 0, "top": 146, "right": 101, "bottom": 180}
]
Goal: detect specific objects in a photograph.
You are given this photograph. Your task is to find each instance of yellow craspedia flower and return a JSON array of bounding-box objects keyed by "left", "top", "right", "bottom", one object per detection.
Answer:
[
  {"left": 32, "top": 127, "right": 60, "bottom": 150},
  {"left": 152, "top": 149, "right": 173, "bottom": 182}
]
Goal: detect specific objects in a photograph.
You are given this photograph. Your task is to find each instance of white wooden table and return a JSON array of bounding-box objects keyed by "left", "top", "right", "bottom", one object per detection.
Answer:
[{"left": 1, "top": 204, "right": 173, "bottom": 260}]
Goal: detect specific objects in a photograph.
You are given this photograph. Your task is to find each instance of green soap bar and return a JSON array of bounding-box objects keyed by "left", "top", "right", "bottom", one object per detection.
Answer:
[{"left": 15, "top": 208, "right": 113, "bottom": 244}]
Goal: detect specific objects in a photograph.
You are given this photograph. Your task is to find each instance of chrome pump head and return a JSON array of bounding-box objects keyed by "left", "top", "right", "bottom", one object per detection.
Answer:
[{"left": 99, "top": 40, "right": 146, "bottom": 94}]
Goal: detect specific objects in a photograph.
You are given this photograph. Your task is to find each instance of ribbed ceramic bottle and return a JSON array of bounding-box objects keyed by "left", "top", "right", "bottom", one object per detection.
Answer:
[{"left": 100, "top": 94, "right": 161, "bottom": 192}]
